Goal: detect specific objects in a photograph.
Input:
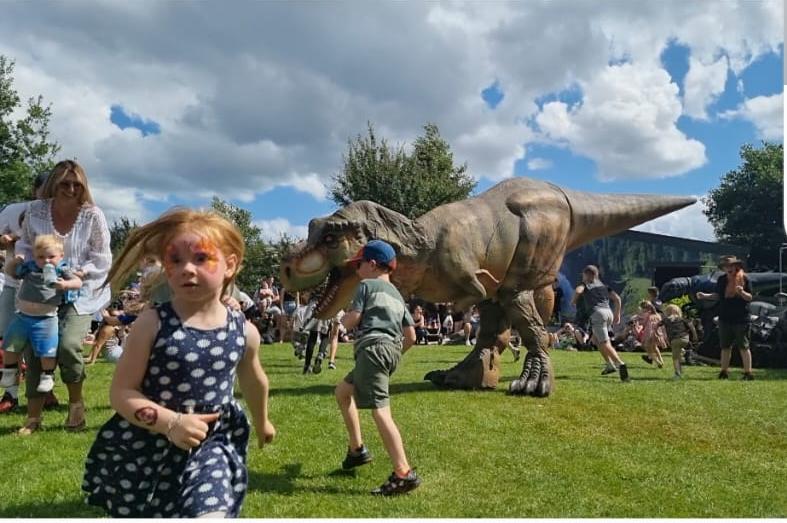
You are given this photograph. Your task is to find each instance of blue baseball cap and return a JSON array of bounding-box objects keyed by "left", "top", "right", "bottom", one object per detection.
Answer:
[{"left": 347, "top": 239, "right": 397, "bottom": 269}]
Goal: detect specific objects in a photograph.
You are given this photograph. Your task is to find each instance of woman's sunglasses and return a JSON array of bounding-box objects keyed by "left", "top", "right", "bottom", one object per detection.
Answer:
[{"left": 58, "top": 181, "right": 84, "bottom": 190}]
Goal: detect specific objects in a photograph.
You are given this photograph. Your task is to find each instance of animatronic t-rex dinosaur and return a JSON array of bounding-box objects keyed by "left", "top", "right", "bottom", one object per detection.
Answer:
[{"left": 279, "top": 177, "right": 695, "bottom": 397}]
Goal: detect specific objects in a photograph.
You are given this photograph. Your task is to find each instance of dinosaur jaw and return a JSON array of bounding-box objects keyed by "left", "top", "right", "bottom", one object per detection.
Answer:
[
  {"left": 280, "top": 245, "right": 360, "bottom": 319},
  {"left": 312, "top": 266, "right": 360, "bottom": 319}
]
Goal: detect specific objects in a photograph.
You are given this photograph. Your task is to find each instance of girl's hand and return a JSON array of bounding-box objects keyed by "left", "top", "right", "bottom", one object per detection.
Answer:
[
  {"left": 257, "top": 418, "right": 276, "bottom": 448},
  {"left": 695, "top": 292, "right": 708, "bottom": 300},
  {"left": 168, "top": 412, "right": 220, "bottom": 450},
  {"left": 735, "top": 285, "right": 744, "bottom": 295}
]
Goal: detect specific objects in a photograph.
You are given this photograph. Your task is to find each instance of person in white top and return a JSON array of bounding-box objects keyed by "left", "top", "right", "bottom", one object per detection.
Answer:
[{"left": 13, "top": 160, "right": 112, "bottom": 434}]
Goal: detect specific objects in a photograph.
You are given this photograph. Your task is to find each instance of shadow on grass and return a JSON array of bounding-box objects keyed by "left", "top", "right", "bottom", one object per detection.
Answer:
[
  {"left": 247, "top": 463, "right": 367, "bottom": 496},
  {"left": 270, "top": 380, "right": 459, "bottom": 397},
  {"left": 3, "top": 498, "right": 104, "bottom": 518},
  {"left": 270, "top": 384, "right": 336, "bottom": 397}
]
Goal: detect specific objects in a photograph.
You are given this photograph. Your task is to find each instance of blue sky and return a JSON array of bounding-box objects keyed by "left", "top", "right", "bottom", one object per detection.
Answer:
[{"left": 1, "top": 2, "right": 783, "bottom": 242}]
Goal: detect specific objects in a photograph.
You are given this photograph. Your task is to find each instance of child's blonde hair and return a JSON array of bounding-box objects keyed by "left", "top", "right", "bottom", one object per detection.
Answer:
[
  {"left": 639, "top": 300, "right": 656, "bottom": 314},
  {"left": 106, "top": 208, "right": 245, "bottom": 297},
  {"left": 34, "top": 234, "right": 64, "bottom": 256},
  {"left": 664, "top": 304, "right": 682, "bottom": 318}
]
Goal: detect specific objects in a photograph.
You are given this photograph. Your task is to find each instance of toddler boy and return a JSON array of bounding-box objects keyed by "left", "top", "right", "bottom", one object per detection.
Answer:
[{"left": 0, "top": 235, "right": 82, "bottom": 392}]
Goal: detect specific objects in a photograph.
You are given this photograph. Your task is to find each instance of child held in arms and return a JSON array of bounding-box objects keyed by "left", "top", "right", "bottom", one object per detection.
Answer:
[
  {"left": 335, "top": 239, "right": 421, "bottom": 496},
  {"left": 0, "top": 234, "right": 82, "bottom": 393}
]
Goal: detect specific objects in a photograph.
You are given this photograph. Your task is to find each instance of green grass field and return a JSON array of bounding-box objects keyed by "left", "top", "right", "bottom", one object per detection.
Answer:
[{"left": 1, "top": 343, "right": 786, "bottom": 517}]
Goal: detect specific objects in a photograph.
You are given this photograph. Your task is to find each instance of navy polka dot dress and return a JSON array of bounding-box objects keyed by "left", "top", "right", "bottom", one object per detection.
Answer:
[{"left": 83, "top": 303, "right": 251, "bottom": 517}]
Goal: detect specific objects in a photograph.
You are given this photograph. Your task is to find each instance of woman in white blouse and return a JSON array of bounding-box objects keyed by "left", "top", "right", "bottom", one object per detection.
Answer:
[{"left": 14, "top": 160, "right": 111, "bottom": 434}]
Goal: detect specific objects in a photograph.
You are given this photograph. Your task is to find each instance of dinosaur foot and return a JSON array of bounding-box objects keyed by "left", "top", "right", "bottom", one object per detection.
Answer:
[
  {"left": 423, "top": 369, "right": 448, "bottom": 387},
  {"left": 508, "top": 350, "right": 552, "bottom": 397},
  {"left": 424, "top": 347, "right": 500, "bottom": 390}
]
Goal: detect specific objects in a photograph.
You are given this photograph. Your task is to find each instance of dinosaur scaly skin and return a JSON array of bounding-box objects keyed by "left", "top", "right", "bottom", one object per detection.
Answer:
[{"left": 280, "top": 177, "right": 695, "bottom": 396}]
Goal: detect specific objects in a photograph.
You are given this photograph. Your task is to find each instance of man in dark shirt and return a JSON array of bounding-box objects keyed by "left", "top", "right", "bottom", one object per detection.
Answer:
[
  {"left": 696, "top": 255, "right": 754, "bottom": 380},
  {"left": 571, "top": 265, "right": 629, "bottom": 382}
]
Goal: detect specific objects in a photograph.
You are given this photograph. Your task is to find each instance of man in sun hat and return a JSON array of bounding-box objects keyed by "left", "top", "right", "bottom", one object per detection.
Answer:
[
  {"left": 717, "top": 255, "right": 745, "bottom": 270},
  {"left": 334, "top": 239, "right": 421, "bottom": 495},
  {"left": 697, "top": 254, "right": 754, "bottom": 380}
]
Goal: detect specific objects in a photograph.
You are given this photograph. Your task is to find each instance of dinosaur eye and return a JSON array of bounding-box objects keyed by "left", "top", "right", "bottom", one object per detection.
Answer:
[{"left": 323, "top": 234, "right": 337, "bottom": 246}]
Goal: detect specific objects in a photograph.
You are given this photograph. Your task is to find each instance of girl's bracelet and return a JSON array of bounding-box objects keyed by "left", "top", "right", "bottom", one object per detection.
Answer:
[{"left": 165, "top": 413, "right": 182, "bottom": 442}]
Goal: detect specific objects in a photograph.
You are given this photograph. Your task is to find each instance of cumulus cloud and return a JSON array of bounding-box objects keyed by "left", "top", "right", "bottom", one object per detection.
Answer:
[
  {"left": 720, "top": 93, "right": 784, "bottom": 140},
  {"left": 254, "top": 218, "right": 308, "bottom": 242},
  {"left": 0, "top": 0, "right": 781, "bottom": 211},
  {"left": 535, "top": 63, "right": 707, "bottom": 180},
  {"left": 632, "top": 199, "right": 716, "bottom": 242},
  {"left": 683, "top": 56, "right": 729, "bottom": 120}
]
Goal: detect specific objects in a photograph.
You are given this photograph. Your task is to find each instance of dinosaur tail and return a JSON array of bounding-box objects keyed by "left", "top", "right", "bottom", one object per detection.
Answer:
[{"left": 562, "top": 189, "right": 697, "bottom": 251}]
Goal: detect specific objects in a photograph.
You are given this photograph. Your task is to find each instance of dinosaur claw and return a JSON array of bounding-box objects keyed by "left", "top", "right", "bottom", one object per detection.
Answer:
[
  {"left": 535, "top": 380, "right": 551, "bottom": 397},
  {"left": 508, "top": 378, "right": 527, "bottom": 395}
]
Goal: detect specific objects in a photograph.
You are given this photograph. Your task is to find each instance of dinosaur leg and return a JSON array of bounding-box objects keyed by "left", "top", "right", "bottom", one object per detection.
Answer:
[
  {"left": 424, "top": 300, "right": 510, "bottom": 390},
  {"left": 502, "top": 289, "right": 554, "bottom": 397}
]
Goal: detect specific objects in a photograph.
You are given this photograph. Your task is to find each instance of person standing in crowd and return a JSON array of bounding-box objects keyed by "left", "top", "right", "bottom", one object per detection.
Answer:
[
  {"left": 0, "top": 172, "right": 55, "bottom": 413},
  {"left": 571, "top": 265, "right": 629, "bottom": 382},
  {"left": 13, "top": 160, "right": 112, "bottom": 434},
  {"left": 696, "top": 255, "right": 754, "bottom": 380}
]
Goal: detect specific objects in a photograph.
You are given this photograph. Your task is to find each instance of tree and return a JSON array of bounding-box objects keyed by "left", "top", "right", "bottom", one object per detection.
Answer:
[
  {"left": 0, "top": 56, "right": 60, "bottom": 205},
  {"left": 703, "top": 142, "right": 785, "bottom": 269},
  {"left": 109, "top": 217, "right": 139, "bottom": 257},
  {"left": 209, "top": 197, "right": 297, "bottom": 293},
  {"left": 329, "top": 122, "right": 476, "bottom": 219}
]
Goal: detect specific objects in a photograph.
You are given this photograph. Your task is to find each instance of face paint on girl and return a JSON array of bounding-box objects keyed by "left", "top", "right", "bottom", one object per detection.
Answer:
[
  {"left": 191, "top": 238, "right": 221, "bottom": 274},
  {"left": 162, "top": 232, "right": 233, "bottom": 300}
]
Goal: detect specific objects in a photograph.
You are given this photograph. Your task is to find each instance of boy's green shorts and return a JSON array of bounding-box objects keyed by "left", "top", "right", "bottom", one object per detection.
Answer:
[{"left": 344, "top": 338, "right": 402, "bottom": 409}]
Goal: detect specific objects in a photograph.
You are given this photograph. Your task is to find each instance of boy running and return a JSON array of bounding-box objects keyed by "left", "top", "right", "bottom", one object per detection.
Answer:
[{"left": 335, "top": 239, "right": 420, "bottom": 496}]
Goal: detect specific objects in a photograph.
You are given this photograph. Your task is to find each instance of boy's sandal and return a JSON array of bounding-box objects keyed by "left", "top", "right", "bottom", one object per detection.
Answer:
[
  {"left": 17, "top": 417, "right": 42, "bottom": 436},
  {"left": 64, "top": 401, "right": 86, "bottom": 432}
]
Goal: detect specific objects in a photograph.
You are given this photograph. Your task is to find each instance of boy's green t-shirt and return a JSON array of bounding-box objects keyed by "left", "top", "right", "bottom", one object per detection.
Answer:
[{"left": 349, "top": 278, "right": 414, "bottom": 342}]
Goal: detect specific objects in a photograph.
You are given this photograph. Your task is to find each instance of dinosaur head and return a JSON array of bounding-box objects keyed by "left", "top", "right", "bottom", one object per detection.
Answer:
[{"left": 280, "top": 203, "right": 374, "bottom": 318}]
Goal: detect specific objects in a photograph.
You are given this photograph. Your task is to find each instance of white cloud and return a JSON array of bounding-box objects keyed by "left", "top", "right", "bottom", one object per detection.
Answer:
[
  {"left": 535, "top": 63, "right": 707, "bottom": 180},
  {"left": 633, "top": 199, "right": 716, "bottom": 242},
  {"left": 527, "top": 158, "right": 553, "bottom": 171},
  {"left": 0, "top": 0, "right": 781, "bottom": 206},
  {"left": 254, "top": 218, "right": 308, "bottom": 242},
  {"left": 683, "top": 56, "right": 729, "bottom": 120},
  {"left": 720, "top": 93, "right": 784, "bottom": 141}
]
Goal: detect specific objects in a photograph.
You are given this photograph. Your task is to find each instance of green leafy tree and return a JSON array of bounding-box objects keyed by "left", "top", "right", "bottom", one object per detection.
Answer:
[
  {"left": 703, "top": 142, "right": 785, "bottom": 269},
  {"left": 329, "top": 122, "right": 476, "bottom": 219},
  {"left": 209, "top": 197, "right": 297, "bottom": 293},
  {"left": 0, "top": 56, "right": 60, "bottom": 205},
  {"left": 109, "top": 217, "right": 139, "bottom": 257}
]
